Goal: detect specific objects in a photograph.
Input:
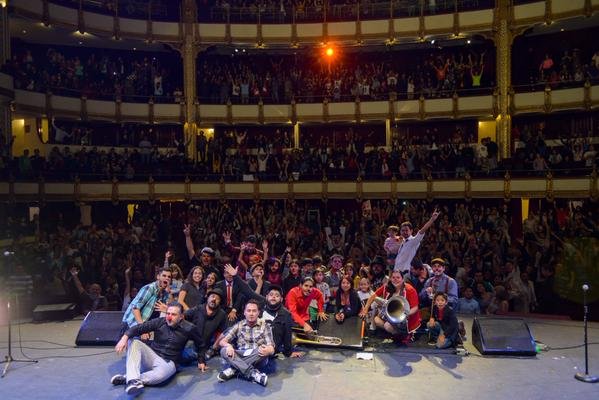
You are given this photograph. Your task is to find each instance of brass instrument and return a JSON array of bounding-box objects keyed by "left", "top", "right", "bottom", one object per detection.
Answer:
[
  {"left": 374, "top": 295, "right": 411, "bottom": 326},
  {"left": 291, "top": 327, "right": 343, "bottom": 346}
]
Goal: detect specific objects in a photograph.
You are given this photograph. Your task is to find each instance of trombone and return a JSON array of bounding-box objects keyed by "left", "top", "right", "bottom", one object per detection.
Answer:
[{"left": 291, "top": 327, "right": 343, "bottom": 346}]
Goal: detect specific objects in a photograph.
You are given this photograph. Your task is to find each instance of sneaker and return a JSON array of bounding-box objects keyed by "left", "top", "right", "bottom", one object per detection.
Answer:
[
  {"left": 125, "top": 380, "right": 144, "bottom": 396},
  {"left": 110, "top": 374, "right": 126, "bottom": 385},
  {"left": 205, "top": 347, "right": 216, "bottom": 360},
  {"left": 217, "top": 367, "right": 237, "bottom": 382},
  {"left": 427, "top": 339, "right": 437, "bottom": 346},
  {"left": 458, "top": 320, "right": 467, "bottom": 340},
  {"left": 250, "top": 370, "right": 268, "bottom": 387}
]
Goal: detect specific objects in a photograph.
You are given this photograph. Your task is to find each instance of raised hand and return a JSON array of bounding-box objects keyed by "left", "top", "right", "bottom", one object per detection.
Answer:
[
  {"left": 223, "top": 231, "right": 232, "bottom": 243},
  {"left": 183, "top": 224, "right": 191, "bottom": 237},
  {"left": 262, "top": 239, "right": 269, "bottom": 251},
  {"left": 224, "top": 263, "right": 238, "bottom": 277}
]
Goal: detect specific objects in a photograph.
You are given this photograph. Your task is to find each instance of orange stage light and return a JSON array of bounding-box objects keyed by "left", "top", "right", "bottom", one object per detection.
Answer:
[{"left": 326, "top": 47, "right": 334, "bottom": 57}]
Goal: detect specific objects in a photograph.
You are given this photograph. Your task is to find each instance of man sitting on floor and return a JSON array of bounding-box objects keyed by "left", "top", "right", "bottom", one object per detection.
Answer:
[
  {"left": 217, "top": 299, "right": 275, "bottom": 386},
  {"left": 112, "top": 302, "right": 203, "bottom": 396}
]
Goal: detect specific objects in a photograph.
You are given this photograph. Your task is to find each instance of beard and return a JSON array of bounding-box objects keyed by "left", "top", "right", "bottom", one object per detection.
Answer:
[{"left": 266, "top": 300, "right": 282, "bottom": 312}]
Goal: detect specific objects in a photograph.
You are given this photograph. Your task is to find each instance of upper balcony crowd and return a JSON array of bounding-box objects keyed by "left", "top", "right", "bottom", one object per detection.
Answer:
[
  {"left": 198, "top": 43, "right": 493, "bottom": 104},
  {"left": 4, "top": 41, "right": 183, "bottom": 103},
  {"left": 43, "top": 1, "right": 498, "bottom": 24},
  {"left": 5, "top": 26, "right": 599, "bottom": 105}
]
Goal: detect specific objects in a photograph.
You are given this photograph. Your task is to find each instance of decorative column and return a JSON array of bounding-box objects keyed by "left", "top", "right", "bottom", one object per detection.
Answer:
[
  {"left": 181, "top": 0, "right": 199, "bottom": 161},
  {"left": 494, "top": 0, "right": 512, "bottom": 159},
  {"left": 0, "top": 3, "right": 10, "bottom": 151}
]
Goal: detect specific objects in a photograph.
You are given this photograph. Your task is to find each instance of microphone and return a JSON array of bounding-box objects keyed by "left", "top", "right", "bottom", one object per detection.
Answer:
[{"left": 582, "top": 284, "right": 589, "bottom": 292}]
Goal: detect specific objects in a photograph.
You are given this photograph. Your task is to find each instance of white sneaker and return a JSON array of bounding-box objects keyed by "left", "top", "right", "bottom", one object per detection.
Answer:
[
  {"left": 250, "top": 370, "right": 268, "bottom": 386},
  {"left": 217, "top": 367, "right": 237, "bottom": 382}
]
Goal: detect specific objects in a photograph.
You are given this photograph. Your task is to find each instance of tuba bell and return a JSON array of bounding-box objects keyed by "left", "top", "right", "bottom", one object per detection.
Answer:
[{"left": 375, "top": 295, "right": 411, "bottom": 326}]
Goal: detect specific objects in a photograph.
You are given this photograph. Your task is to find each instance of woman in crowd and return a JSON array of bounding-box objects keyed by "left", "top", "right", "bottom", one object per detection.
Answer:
[
  {"left": 334, "top": 276, "right": 361, "bottom": 324},
  {"left": 178, "top": 266, "right": 205, "bottom": 311}
]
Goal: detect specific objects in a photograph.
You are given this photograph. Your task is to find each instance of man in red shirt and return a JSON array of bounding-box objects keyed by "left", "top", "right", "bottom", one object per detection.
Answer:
[{"left": 285, "top": 277, "right": 328, "bottom": 333}]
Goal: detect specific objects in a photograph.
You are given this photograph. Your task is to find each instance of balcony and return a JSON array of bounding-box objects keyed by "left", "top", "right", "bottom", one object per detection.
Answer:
[{"left": 12, "top": 0, "right": 599, "bottom": 46}]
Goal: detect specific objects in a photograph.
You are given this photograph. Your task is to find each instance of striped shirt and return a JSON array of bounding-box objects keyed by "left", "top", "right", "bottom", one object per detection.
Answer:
[
  {"left": 122, "top": 281, "right": 169, "bottom": 328},
  {"left": 222, "top": 318, "right": 274, "bottom": 351}
]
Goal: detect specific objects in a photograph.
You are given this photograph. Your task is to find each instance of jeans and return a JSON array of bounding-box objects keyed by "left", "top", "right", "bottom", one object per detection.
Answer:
[
  {"left": 428, "top": 322, "right": 454, "bottom": 349},
  {"left": 220, "top": 347, "right": 268, "bottom": 378},
  {"left": 126, "top": 339, "right": 176, "bottom": 385}
]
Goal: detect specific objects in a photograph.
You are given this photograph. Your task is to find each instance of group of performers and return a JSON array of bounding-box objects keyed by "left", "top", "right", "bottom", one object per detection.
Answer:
[{"left": 110, "top": 210, "right": 463, "bottom": 396}]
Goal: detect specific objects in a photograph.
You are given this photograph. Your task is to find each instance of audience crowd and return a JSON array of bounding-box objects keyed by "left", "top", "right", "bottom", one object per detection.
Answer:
[
  {"left": 512, "top": 27, "right": 599, "bottom": 91},
  {"left": 2, "top": 114, "right": 598, "bottom": 181},
  {"left": 199, "top": 0, "right": 495, "bottom": 23},
  {"left": 4, "top": 42, "right": 183, "bottom": 102},
  {"left": 2, "top": 196, "right": 597, "bottom": 322},
  {"left": 198, "top": 45, "right": 492, "bottom": 104},
  {"left": 51, "top": 0, "right": 181, "bottom": 21}
]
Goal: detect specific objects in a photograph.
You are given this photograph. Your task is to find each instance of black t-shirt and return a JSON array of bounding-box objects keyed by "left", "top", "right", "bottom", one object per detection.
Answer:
[{"left": 180, "top": 282, "right": 203, "bottom": 309}]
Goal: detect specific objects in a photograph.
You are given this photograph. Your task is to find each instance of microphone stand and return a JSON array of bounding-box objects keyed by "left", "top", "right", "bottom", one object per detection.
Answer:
[
  {"left": 574, "top": 286, "right": 598, "bottom": 383},
  {"left": 1, "top": 296, "right": 38, "bottom": 378}
]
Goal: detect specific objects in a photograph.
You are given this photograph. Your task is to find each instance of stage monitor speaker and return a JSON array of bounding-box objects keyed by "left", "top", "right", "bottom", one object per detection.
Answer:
[
  {"left": 32, "top": 303, "right": 77, "bottom": 322},
  {"left": 76, "top": 311, "right": 124, "bottom": 346},
  {"left": 472, "top": 317, "right": 536, "bottom": 356}
]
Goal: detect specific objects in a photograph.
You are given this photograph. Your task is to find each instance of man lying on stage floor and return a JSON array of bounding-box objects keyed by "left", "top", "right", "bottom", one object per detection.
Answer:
[
  {"left": 217, "top": 299, "right": 275, "bottom": 386},
  {"left": 112, "top": 302, "right": 203, "bottom": 396}
]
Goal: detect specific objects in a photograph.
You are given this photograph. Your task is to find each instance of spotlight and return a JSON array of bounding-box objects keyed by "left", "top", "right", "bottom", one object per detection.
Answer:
[
  {"left": 431, "top": 39, "right": 435, "bottom": 44},
  {"left": 326, "top": 47, "right": 334, "bottom": 57},
  {"left": 467, "top": 39, "right": 471, "bottom": 44}
]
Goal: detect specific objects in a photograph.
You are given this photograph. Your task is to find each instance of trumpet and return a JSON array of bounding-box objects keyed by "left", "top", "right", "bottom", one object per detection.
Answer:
[{"left": 291, "top": 327, "right": 342, "bottom": 346}]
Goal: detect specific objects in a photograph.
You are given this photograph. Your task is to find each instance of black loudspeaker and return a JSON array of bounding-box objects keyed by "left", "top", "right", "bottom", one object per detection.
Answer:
[
  {"left": 32, "top": 303, "right": 77, "bottom": 322},
  {"left": 76, "top": 311, "right": 124, "bottom": 346},
  {"left": 472, "top": 317, "right": 536, "bottom": 356}
]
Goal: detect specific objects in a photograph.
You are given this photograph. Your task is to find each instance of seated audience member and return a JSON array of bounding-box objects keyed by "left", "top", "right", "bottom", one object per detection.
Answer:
[
  {"left": 217, "top": 299, "right": 274, "bottom": 386},
  {"left": 178, "top": 266, "right": 205, "bottom": 311},
  {"left": 183, "top": 288, "right": 227, "bottom": 371},
  {"left": 69, "top": 267, "right": 107, "bottom": 314},
  {"left": 313, "top": 268, "right": 331, "bottom": 311},
  {"left": 457, "top": 286, "right": 481, "bottom": 314},
  {"left": 247, "top": 262, "right": 271, "bottom": 297},
  {"left": 286, "top": 276, "right": 328, "bottom": 333},
  {"left": 215, "top": 266, "right": 245, "bottom": 325},
  {"left": 357, "top": 277, "right": 375, "bottom": 320},
  {"left": 427, "top": 292, "right": 460, "bottom": 349},
  {"left": 360, "top": 270, "right": 421, "bottom": 344},
  {"left": 334, "top": 276, "right": 361, "bottom": 324},
  {"left": 383, "top": 225, "right": 402, "bottom": 260},
  {"left": 487, "top": 285, "right": 510, "bottom": 315},
  {"left": 112, "top": 303, "right": 203, "bottom": 396},
  {"left": 283, "top": 259, "right": 302, "bottom": 296},
  {"left": 420, "top": 257, "right": 459, "bottom": 309},
  {"left": 369, "top": 256, "right": 388, "bottom": 290},
  {"left": 122, "top": 267, "right": 173, "bottom": 336},
  {"left": 184, "top": 224, "right": 221, "bottom": 280},
  {"left": 474, "top": 282, "right": 493, "bottom": 313},
  {"left": 300, "top": 257, "right": 314, "bottom": 278},
  {"left": 403, "top": 258, "right": 429, "bottom": 303},
  {"left": 264, "top": 256, "right": 284, "bottom": 287},
  {"left": 168, "top": 264, "right": 184, "bottom": 299}
]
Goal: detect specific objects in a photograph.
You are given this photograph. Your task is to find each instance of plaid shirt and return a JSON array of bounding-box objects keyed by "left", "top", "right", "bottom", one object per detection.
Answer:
[
  {"left": 223, "top": 318, "right": 274, "bottom": 351},
  {"left": 122, "top": 281, "right": 169, "bottom": 328}
]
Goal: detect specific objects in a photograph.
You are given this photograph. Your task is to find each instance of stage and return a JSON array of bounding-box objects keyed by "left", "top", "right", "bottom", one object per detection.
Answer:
[{"left": 0, "top": 316, "right": 598, "bottom": 400}]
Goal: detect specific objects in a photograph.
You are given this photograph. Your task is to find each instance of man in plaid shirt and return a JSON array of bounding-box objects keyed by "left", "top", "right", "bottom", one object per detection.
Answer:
[{"left": 217, "top": 299, "right": 275, "bottom": 386}]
